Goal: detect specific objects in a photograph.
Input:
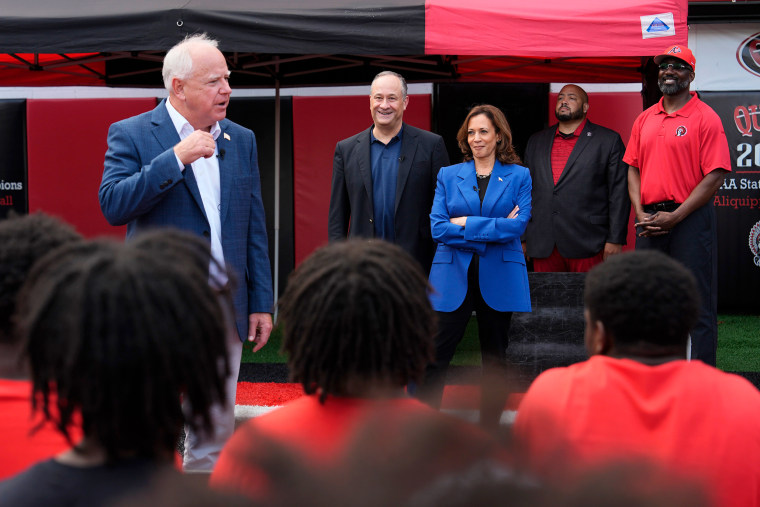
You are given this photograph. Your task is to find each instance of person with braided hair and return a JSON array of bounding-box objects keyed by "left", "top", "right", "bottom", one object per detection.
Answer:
[
  {"left": 0, "top": 212, "right": 83, "bottom": 479},
  {"left": 0, "top": 229, "right": 234, "bottom": 505},
  {"left": 210, "top": 240, "right": 507, "bottom": 504}
]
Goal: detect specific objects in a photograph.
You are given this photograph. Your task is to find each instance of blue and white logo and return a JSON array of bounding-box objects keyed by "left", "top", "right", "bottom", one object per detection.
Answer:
[
  {"left": 647, "top": 18, "right": 670, "bottom": 33},
  {"left": 640, "top": 13, "right": 676, "bottom": 39}
]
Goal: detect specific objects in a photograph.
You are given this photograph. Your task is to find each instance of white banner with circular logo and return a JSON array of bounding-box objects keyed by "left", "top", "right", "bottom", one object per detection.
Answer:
[{"left": 690, "top": 23, "right": 760, "bottom": 92}]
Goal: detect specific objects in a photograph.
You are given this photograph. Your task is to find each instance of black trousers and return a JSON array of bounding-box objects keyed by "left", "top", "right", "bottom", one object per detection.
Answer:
[
  {"left": 418, "top": 257, "right": 513, "bottom": 426},
  {"left": 636, "top": 202, "right": 718, "bottom": 365}
]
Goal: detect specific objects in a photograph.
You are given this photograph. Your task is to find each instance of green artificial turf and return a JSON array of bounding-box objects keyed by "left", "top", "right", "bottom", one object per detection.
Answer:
[
  {"left": 716, "top": 314, "right": 760, "bottom": 372},
  {"left": 243, "top": 314, "right": 759, "bottom": 373}
]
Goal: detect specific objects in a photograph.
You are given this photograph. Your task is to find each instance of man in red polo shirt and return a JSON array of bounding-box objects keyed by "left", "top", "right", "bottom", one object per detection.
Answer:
[
  {"left": 523, "top": 84, "right": 630, "bottom": 272},
  {"left": 624, "top": 45, "right": 730, "bottom": 366}
]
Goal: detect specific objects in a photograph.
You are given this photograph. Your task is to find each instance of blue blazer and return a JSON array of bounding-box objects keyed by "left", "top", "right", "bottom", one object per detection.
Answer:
[
  {"left": 99, "top": 99, "right": 273, "bottom": 341},
  {"left": 429, "top": 160, "right": 532, "bottom": 313}
]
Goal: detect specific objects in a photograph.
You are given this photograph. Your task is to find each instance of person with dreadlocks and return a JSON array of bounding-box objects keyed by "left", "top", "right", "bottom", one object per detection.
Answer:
[
  {"left": 210, "top": 240, "right": 510, "bottom": 504},
  {"left": 0, "top": 229, "right": 232, "bottom": 505},
  {"left": 0, "top": 213, "right": 83, "bottom": 479}
]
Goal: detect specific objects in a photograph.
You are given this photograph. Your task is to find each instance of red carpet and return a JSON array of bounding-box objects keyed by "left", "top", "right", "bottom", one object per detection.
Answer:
[{"left": 236, "top": 382, "right": 524, "bottom": 411}]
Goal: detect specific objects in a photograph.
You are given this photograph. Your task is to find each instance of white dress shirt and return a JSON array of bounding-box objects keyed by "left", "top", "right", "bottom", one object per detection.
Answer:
[{"left": 165, "top": 100, "right": 227, "bottom": 285}]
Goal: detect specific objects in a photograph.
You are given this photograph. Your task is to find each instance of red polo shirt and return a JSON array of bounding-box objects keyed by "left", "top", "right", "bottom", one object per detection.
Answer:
[
  {"left": 550, "top": 119, "right": 587, "bottom": 185},
  {"left": 623, "top": 92, "right": 730, "bottom": 204}
]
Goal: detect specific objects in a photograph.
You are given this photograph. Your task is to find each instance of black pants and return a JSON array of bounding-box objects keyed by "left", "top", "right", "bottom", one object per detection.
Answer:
[
  {"left": 418, "top": 257, "right": 513, "bottom": 427},
  {"left": 636, "top": 202, "right": 718, "bottom": 365}
]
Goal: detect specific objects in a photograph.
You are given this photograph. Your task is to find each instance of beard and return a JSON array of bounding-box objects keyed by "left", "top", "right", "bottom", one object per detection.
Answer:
[
  {"left": 555, "top": 107, "right": 585, "bottom": 122},
  {"left": 658, "top": 76, "right": 690, "bottom": 96}
]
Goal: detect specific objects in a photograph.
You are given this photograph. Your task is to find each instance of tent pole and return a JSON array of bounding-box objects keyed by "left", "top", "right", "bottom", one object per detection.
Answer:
[{"left": 273, "top": 79, "right": 281, "bottom": 323}]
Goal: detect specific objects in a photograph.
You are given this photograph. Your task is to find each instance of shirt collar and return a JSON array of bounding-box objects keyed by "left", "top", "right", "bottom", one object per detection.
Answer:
[
  {"left": 655, "top": 91, "right": 697, "bottom": 118},
  {"left": 370, "top": 124, "right": 404, "bottom": 144},
  {"left": 165, "top": 99, "right": 221, "bottom": 141},
  {"left": 555, "top": 118, "right": 587, "bottom": 138}
]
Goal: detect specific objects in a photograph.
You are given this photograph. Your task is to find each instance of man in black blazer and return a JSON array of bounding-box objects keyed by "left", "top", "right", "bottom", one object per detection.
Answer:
[
  {"left": 523, "top": 84, "right": 630, "bottom": 272},
  {"left": 328, "top": 71, "right": 449, "bottom": 274}
]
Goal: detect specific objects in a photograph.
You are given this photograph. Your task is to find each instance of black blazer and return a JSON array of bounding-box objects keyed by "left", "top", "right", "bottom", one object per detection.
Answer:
[
  {"left": 523, "top": 120, "right": 630, "bottom": 259},
  {"left": 328, "top": 123, "right": 449, "bottom": 273}
]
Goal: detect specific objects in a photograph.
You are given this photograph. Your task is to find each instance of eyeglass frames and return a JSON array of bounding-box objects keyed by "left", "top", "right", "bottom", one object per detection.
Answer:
[{"left": 658, "top": 62, "right": 692, "bottom": 72}]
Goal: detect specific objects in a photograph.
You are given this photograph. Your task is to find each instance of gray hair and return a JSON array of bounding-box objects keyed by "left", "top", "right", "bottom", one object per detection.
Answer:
[
  {"left": 162, "top": 33, "right": 220, "bottom": 92},
  {"left": 371, "top": 71, "right": 408, "bottom": 99}
]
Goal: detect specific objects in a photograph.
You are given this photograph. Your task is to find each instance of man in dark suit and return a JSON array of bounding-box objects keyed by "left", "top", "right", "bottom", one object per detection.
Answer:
[
  {"left": 98, "top": 34, "right": 273, "bottom": 472},
  {"left": 523, "top": 84, "right": 630, "bottom": 272},
  {"left": 328, "top": 71, "right": 449, "bottom": 274}
]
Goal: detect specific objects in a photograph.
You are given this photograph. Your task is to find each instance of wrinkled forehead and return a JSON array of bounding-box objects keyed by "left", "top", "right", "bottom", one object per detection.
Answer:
[{"left": 188, "top": 44, "right": 229, "bottom": 77}]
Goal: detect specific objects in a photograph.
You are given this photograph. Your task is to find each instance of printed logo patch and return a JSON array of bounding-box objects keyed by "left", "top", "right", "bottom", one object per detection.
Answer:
[
  {"left": 640, "top": 13, "right": 676, "bottom": 39},
  {"left": 647, "top": 18, "right": 670, "bottom": 33},
  {"left": 675, "top": 126, "right": 687, "bottom": 137},
  {"left": 736, "top": 32, "right": 760, "bottom": 78}
]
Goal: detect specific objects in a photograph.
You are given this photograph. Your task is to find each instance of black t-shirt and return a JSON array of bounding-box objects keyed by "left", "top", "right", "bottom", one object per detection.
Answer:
[{"left": 0, "top": 458, "right": 175, "bottom": 507}]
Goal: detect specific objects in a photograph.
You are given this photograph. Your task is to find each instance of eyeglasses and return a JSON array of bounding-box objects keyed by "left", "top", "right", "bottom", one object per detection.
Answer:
[{"left": 658, "top": 62, "right": 691, "bottom": 71}]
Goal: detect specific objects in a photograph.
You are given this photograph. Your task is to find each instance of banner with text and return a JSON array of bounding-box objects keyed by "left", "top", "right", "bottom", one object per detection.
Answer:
[
  {"left": 0, "top": 100, "right": 27, "bottom": 219},
  {"left": 701, "top": 91, "right": 760, "bottom": 311}
]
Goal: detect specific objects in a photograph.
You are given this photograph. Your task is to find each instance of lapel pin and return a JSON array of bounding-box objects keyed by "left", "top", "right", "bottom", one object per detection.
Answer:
[
  {"left": 587, "top": 132, "right": 592, "bottom": 136},
  {"left": 224, "top": 133, "right": 231, "bottom": 141},
  {"left": 498, "top": 177, "right": 503, "bottom": 182}
]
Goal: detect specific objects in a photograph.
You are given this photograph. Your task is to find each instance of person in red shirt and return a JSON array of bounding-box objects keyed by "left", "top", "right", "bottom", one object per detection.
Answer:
[
  {"left": 0, "top": 230, "right": 234, "bottom": 505},
  {"left": 210, "top": 240, "right": 512, "bottom": 504},
  {"left": 0, "top": 213, "right": 83, "bottom": 479},
  {"left": 624, "top": 45, "right": 730, "bottom": 366},
  {"left": 513, "top": 250, "right": 760, "bottom": 507},
  {"left": 523, "top": 84, "right": 630, "bottom": 272}
]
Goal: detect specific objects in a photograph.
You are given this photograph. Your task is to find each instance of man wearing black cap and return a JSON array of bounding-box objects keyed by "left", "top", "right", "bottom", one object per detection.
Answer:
[{"left": 623, "top": 45, "right": 731, "bottom": 366}]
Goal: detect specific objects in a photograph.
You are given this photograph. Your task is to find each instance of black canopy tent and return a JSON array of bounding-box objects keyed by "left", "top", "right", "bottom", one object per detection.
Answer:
[
  {"left": 0, "top": 0, "right": 700, "bottom": 87},
  {"left": 0, "top": 0, "right": 755, "bottom": 87}
]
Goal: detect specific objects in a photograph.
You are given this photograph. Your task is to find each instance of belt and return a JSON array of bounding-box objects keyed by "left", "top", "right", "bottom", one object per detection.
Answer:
[{"left": 643, "top": 200, "right": 680, "bottom": 213}]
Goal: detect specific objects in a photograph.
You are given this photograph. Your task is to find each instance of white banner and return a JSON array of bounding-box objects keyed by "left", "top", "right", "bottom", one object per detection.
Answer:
[{"left": 690, "top": 24, "right": 760, "bottom": 92}]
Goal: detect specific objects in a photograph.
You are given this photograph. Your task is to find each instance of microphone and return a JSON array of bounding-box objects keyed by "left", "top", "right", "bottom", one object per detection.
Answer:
[
  {"left": 399, "top": 155, "right": 405, "bottom": 162},
  {"left": 218, "top": 149, "right": 226, "bottom": 160},
  {"left": 473, "top": 186, "right": 478, "bottom": 192}
]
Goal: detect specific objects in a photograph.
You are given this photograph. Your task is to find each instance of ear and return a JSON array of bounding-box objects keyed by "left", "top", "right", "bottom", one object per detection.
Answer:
[
  {"left": 171, "top": 77, "right": 185, "bottom": 100},
  {"left": 582, "top": 103, "right": 589, "bottom": 114},
  {"left": 584, "top": 309, "right": 611, "bottom": 356},
  {"left": 401, "top": 95, "right": 409, "bottom": 111}
]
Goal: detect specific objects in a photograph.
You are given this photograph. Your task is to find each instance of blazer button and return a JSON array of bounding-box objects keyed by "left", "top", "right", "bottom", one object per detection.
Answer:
[{"left": 202, "top": 230, "right": 211, "bottom": 238}]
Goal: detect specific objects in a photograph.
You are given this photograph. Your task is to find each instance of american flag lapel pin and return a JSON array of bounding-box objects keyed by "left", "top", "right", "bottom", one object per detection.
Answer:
[
  {"left": 224, "top": 132, "right": 231, "bottom": 141},
  {"left": 498, "top": 177, "right": 503, "bottom": 182}
]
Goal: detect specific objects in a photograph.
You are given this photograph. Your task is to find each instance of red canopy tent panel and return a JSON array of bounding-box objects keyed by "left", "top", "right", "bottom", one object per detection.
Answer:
[
  {"left": 425, "top": 0, "right": 688, "bottom": 57},
  {"left": 292, "top": 94, "right": 432, "bottom": 266},
  {"left": 0, "top": 54, "right": 104, "bottom": 86},
  {"left": 455, "top": 56, "right": 644, "bottom": 83},
  {"left": 26, "top": 98, "right": 156, "bottom": 238}
]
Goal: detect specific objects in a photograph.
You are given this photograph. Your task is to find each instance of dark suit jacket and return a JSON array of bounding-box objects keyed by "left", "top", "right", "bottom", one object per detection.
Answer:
[
  {"left": 523, "top": 120, "right": 630, "bottom": 259},
  {"left": 328, "top": 123, "right": 449, "bottom": 273},
  {"left": 99, "top": 99, "right": 273, "bottom": 341}
]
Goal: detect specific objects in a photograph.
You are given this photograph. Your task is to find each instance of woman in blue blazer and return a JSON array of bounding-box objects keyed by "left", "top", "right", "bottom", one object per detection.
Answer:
[{"left": 419, "top": 104, "right": 532, "bottom": 429}]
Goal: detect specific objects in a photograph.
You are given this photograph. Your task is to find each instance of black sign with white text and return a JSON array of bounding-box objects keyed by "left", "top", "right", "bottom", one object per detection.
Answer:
[
  {"left": 701, "top": 91, "right": 760, "bottom": 311},
  {"left": 0, "top": 100, "right": 27, "bottom": 219}
]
